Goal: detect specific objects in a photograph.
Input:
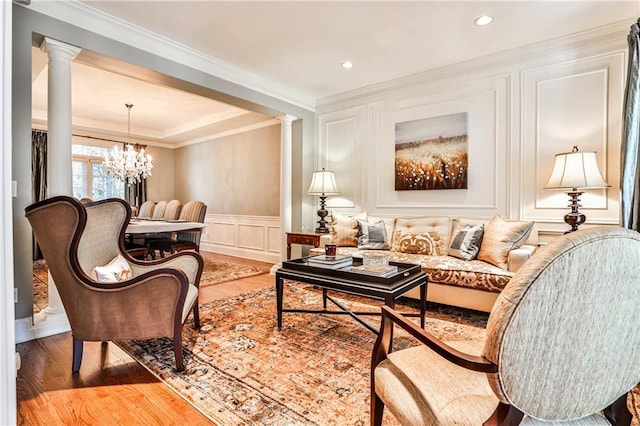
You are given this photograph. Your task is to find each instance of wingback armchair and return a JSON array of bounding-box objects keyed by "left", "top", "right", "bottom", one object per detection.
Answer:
[
  {"left": 25, "top": 196, "right": 204, "bottom": 373},
  {"left": 371, "top": 227, "right": 640, "bottom": 425}
]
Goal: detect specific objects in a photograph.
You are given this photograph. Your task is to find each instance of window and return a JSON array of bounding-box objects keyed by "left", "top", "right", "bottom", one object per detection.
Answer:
[{"left": 72, "top": 144, "right": 124, "bottom": 201}]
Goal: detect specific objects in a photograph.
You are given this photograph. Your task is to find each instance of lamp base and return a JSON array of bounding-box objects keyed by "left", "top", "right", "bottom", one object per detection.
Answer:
[
  {"left": 315, "top": 195, "right": 331, "bottom": 234},
  {"left": 564, "top": 190, "right": 586, "bottom": 233}
]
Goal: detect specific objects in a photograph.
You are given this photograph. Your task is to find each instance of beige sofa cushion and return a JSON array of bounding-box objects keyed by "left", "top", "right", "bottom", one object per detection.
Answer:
[
  {"left": 478, "top": 215, "right": 533, "bottom": 269},
  {"left": 330, "top": 211, "right": 366, "bottom": 247},
  {"left": 391, "top": 217, "right": 452, "bottom": 256}
]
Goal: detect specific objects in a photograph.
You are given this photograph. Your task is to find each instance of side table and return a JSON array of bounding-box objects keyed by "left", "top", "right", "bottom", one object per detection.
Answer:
[{"left": 286, "top": 232, "right": 322, "bottom": 260}]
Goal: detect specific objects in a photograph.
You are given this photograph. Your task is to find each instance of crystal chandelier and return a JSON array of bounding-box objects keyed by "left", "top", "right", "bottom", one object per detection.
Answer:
[{"left": 104, "top": 104, "right": 153, "bottom": 185}]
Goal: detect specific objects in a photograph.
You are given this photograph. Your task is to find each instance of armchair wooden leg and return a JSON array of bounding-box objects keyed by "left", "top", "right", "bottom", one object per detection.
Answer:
[
  {"left": 72, "top": 336, "right": 83, "bottom": 373},
  {"left": 371, "top": 392, "right": 384, "bottom": 426},
  {"left": 173, "top": 330, "right": 184, "bottom": 372},
  {"left": 192, "top": 301, "right": 200, "bottom": 329},
  {"left": 604, "top": 391, "right": 633, "bottom": 426},
  {"left": 484, "top": 402, "right": 524, "bottom": 426}
]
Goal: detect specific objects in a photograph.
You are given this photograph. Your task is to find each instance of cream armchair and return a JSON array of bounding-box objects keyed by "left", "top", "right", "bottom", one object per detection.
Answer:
[
  {"left": 372, "top": 227, "right": 640, "bottom": 425},
  {"left": 25, "top": 196, "right": 203, "bottom": 373}
]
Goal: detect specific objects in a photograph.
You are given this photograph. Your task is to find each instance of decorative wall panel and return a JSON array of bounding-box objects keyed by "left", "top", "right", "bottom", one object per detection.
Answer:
[{"left": 521, "top": 52, "right": 625, "bottom": 228}]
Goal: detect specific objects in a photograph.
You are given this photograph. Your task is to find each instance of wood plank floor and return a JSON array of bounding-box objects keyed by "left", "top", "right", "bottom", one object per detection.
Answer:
[{"left": 16, "top": 252, "right": 275, "bottom": 426}]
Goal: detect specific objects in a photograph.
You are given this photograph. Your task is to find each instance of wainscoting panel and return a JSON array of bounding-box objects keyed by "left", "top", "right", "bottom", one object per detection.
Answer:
[
  {"left": 521, "top": 51, "right": 625, "bottom": 227},
  {"left": 200, "top": 214, "right": 280, "bottom": 264}
]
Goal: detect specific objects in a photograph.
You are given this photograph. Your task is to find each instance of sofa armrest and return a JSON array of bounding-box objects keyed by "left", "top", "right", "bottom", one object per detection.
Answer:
[
  {"left": 507, "top": 244, "right": 537, "bottom": 272},
  {"left": 319, "top": 234, "right": 334, "bottom": 248}
]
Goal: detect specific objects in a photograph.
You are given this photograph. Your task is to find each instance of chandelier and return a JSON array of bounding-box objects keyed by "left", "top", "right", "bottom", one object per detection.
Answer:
[{"left": 104, "top": 103, "right": 153, "bottom": 185}]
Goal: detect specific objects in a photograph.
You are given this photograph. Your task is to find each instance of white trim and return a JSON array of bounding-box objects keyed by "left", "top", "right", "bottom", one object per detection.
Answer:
[
  {"left": 22, "top": 1, "right": 315, "bottom": 112},
  {"left": 15, "top": 315, "right": 71, "bottom": 344},
  {"left": 200, "top": 214, "right": 280, "bottom": 264},
  {"left": 1, "top": 0, "right": 16, "bottom": 421}
]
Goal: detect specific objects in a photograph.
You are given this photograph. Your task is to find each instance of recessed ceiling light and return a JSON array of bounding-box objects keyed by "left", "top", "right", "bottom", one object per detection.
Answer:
[
  {"left": 474, "top": 15, "right": 493, "bottom": 26},
  {"left": 341, "top": 60, "right": 354, "bottom": 70}
]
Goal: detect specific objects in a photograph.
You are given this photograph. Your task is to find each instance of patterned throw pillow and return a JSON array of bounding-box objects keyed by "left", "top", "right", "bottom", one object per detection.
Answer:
[
  {"left": 91, "top": 254, "right": 132, "bottom": 283},
  {"left": 478, "top": 215, "right": 534, "bottom": 269},
  {"left": 391, "top": 230, "right": 444, "bottom": 255},
  {"left": 331, "top": 212, "right": 366, "bottom": 247},
  {"left": 448, "top": 224, "right": 484, "bottom": 261},
  {"left": 357, "top": 219, "right": 390, "bottom": 250}
]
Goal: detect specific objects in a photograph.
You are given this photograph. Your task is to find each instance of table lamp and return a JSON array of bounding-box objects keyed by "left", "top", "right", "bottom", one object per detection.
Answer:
[
  {"left": 307, "top": 168, "right": 340, "bottom": 233},
  {"left": 544, "top": 146, "right": 609, "bottom": 233}
]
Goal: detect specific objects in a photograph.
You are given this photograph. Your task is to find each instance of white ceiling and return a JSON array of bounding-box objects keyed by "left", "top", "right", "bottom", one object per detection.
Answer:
[{"left": 28, "top": 1, "right": 640, "bottom": 149}]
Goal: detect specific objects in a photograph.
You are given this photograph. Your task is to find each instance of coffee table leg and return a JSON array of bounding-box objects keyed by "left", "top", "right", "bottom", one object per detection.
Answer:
[
  {"left": 276, "top": 274, "right": 283, "bottom": 330},
  {"left": 420, "top": 278, "right": 426, "bottom": 329},
  {"left": 322, "top": 288, "right": 328, "bottom": 309}
]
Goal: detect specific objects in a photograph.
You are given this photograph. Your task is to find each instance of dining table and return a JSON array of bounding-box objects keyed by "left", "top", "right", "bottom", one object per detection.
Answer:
[{"left": 125, "top": 218, "right": 206, "bottom": 235}]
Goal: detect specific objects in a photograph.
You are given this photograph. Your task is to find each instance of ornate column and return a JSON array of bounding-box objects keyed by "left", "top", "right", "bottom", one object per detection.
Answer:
[
  {"left": 272, "top": 114, "right": 297, "bottom": 273},
  {"left": 37, "top": 38, "right": 80, "bottom": 323}
]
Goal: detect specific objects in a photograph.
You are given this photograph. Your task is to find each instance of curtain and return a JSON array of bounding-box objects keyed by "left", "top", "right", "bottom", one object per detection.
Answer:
[
  {"left": 125, "top": 179, "right": 147, "bottom": 212},
  {"left": 621, "top": 20, "right": 640, "bottom": 230},
  {"left": 31, "top": 130, "right": 48, "bottom": 260}
]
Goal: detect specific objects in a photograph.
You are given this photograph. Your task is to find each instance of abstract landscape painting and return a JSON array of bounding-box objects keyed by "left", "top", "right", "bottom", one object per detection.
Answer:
[{"left": 395, "top": 112, "right": 468, "bottom": 190}]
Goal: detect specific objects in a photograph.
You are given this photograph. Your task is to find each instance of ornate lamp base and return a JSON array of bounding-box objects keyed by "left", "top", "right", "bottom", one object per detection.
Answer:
[
  {"left": 315, "top": 195, "right": 330, "bottom": 234},
  {"left": 564, "top": 190, "right": 586, "bottom": 233}
]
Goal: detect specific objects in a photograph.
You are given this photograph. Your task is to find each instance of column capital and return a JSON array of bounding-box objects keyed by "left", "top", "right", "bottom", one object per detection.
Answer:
[
  {"left": 277, "top": 114, "right": 298, "bottom": 126},
  {"left": 40, "top": 37, "right": 81, "bottom": 62}
]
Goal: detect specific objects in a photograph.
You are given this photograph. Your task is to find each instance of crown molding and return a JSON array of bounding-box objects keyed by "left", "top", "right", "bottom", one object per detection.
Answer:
[{"left": 23, "top": 0, "right": 316, "bottom": 112}]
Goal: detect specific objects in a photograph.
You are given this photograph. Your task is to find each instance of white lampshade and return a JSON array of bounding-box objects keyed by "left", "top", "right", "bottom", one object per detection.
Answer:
[
  {"left": 307, "top": 169, "right": 340, "bottom": 195},
  {"left": 544, "top": 147, "right": 609, "bottom": 190}
]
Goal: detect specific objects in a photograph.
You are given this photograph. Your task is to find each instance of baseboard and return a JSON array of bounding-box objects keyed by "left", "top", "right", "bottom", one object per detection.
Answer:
[
  {"left": 201, "top": 242, "right": 280, "bottom": 264},
  {"left": 15, "top": 312, "right": 70, "bottom": 343}
]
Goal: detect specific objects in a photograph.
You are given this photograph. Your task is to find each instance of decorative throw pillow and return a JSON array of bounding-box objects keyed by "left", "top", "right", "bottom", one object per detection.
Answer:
[
  {"left": 391, "top": 230, "right": 444, "bottom": 255},
  {"left": 331, "top": 211, "right": 366, "bottom": 247},
  {"left": 357, "top": 219, "right": 390, "bottom": 250},
  {"left": 91, "top": 254, "right": 132, "bottom": 283},
  {"left": 448, "top": 224, "right": 484, "bottom": 261},
  {"left": 478, "top": 215, "right": 534, "bottom": 269}
]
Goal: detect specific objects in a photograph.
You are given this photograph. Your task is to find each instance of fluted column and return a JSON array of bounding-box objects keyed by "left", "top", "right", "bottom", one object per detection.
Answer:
[
  {"left": 272, "top": 114, "right": 296, "bottom": 272},
  {"left": 38, "top": 38, "right": 80, "bottom": 321}
]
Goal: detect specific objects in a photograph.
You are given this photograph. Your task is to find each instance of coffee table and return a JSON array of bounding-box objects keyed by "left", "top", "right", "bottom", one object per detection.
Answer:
[{"left": 275, "top": 257, "right": 427, "bottom": 334}]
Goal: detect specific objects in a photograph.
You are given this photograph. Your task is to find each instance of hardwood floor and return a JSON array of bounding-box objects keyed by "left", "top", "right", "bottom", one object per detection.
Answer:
[{"left": 16, "top": 252, "right": 275, "bottom": 425}]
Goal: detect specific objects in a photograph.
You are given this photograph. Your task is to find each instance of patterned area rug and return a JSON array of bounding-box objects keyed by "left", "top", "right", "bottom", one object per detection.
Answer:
[
  {"left": 117, "top": 284, "right": 488, "bottom": 425},
  {"left": 199, "top": 258, "right": 270, "bottom": 288},
  {"left": 32, "top": 257, "right": 270, "bottom": 313}
]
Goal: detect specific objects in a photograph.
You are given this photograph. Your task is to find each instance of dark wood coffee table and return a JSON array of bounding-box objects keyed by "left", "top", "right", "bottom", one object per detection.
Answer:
[{"left": 275, "top": 257, "right": 427, "bottom": 334}]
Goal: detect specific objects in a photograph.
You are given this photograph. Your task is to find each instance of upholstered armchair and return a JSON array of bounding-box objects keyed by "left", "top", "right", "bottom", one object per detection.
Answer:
[
  {"left": 371, "top": 227, "right": 640, "bottom": 425},
  {"left": 148, "top": 200, "right": 207, "bottom": 258},
  {"left": 25, "top": 196, "right": 203, "bottom": 373}
]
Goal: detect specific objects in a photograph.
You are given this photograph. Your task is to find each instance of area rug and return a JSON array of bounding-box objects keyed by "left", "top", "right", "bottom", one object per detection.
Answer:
[
  {"left": 32, "top": 257, "right": 270, "bottom": 312},
  {"left": 199, "top": 258, "right": 270, "bottom": 288},
  {"left": 117, "top": 284, "right": 488, "bottom": 425}
]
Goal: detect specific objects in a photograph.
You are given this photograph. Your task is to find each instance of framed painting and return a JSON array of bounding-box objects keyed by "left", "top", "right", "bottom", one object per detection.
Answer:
[{"left": 395, "top": 112, "right": 468, "bottom": 190}]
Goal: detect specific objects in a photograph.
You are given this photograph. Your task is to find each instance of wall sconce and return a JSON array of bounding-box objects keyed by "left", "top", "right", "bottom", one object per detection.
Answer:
[
  {"left": 544, "top": 146, "right": 609, "bottom": 233},
  {"left": 307, "top": 168, "right": 340, "bottom": 233}
]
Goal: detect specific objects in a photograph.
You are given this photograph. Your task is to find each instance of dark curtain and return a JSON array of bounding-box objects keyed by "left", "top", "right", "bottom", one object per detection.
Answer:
[
  {"left": 31, "top": 130, "right": 48, "bottom": 260},
  {"left": 622, "top": 19, "right": 640, "bottom": 230},
  {"left": 125, "top": 179, "right": 147, "bottom": 213}
]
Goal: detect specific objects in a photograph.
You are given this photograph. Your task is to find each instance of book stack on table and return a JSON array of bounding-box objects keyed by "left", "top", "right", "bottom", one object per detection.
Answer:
[{"left": 307, "top": 255, "right": 353, "bottom": 270}]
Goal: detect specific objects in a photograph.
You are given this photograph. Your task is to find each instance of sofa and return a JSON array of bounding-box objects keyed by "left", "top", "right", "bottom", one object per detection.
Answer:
[{"left": 309, "top": 212, "right": 537, "bottom": 312}]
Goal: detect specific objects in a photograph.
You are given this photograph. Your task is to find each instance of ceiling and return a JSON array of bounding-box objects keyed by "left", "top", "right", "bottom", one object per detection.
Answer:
[{"left": 28, "top": 1, "right": 639, "bottom": 149}]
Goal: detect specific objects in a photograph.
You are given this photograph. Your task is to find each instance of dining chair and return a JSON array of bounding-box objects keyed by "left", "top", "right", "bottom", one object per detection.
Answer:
[
  {"left": 148, "top": 200, "right": 207, "bottom": 258},
  {"left": 137, "top": 200, "right": 155, "bottom": 218},
  {"left": 371, "top": 226, "right": 640, "bottom": 425},
  {"left": 25, "top": 196, "right": 204, "bottom": 373},
  {"left": 163, "top": 199, "right": 182, "bottom": 220},
  {"left": 151, "top": 200, "right": 168, "bottom": 220}
]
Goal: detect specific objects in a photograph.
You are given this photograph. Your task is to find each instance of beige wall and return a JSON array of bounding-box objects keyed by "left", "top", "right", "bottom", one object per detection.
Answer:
[
  {"left": 173, "top": 124, "right": 281, "bottom": 216},
  {"left": 144, "top": 145, "right": 175, "bottom": 203}
]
